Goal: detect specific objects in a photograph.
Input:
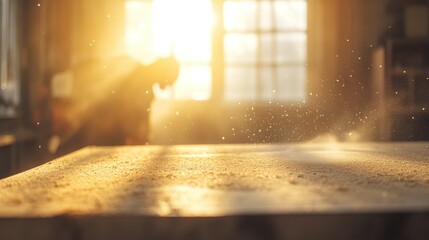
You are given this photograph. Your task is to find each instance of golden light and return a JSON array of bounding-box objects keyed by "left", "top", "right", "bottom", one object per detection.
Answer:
[
  {"left": 125, "top": 0, "right": 214, "bottom": 100},
  {"left": 152, "top": 0, "right": 213, "bottom": 58}
]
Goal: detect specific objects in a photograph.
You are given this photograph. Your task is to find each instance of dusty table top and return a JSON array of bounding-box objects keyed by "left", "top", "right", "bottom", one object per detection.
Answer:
[{"left": 1, "top": 142, "right": 429, "bottom": 217}]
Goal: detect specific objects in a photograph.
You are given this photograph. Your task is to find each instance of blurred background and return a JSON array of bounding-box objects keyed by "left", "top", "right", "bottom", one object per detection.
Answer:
[{"left": 1, "top": 0, "right": 429, "bottom": 178}]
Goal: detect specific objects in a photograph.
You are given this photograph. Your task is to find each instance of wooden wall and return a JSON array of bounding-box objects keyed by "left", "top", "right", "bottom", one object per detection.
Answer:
[
  {"left": 23, "top": 0, "right": 124, "bottom": 124},
  {"left": 308, "top": 0, "right": 391, "bottom": 109}
]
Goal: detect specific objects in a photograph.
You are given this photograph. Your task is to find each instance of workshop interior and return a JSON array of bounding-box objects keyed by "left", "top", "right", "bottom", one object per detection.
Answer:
[
  {"left": 2, "top": 0, "right": 428, "bottom": 178},
  {"left": 0, "top": 0, "right": 429, "bottom": 239}
]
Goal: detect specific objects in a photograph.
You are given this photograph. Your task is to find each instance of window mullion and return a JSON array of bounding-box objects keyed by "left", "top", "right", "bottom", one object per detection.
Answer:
[
  {"left": 256, "top": 0, "right": 262, "bottom": 101},
  {"left": 211, "top": 0, "right": 224, "bottom": 101},
  {"left": 270, "top": 0, "right": 277, "bottom": 101}
]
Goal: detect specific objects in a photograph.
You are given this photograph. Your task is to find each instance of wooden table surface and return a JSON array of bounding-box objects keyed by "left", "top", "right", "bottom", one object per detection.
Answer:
[{"left": 1, "top": 142, "right": 429, "bottom": 239}]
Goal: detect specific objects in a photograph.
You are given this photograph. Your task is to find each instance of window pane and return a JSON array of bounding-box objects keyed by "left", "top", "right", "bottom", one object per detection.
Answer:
[
  {"left": 260, "top": 67, "right": 275, "bottom": 101},
  {"left": 276, "top": 33, "right": 307, "bottom": 63},
  {"left": 225, "top": 34, "right": 257, "bottom": 64},
  {"left": 274, "top": 0, "right": 307, "bottom": 31},
  {"left": 225, "top": 67, "right": 257, "bottom": 101},
  {"left": 224, "top": 1, "right": 257, "bottom": 31},
  {"left": 260, "top": 34, "right": 273, "bottom": 64},
  {"left": 259, "top": 1, "right": 272, "bottom": 31},
  {"left": 276, "top": 66, "right": 307, "bottom": 101}
]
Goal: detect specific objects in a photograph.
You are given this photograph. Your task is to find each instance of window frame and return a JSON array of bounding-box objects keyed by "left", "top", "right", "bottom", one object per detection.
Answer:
[{"left": 219, "top": 0, "right": 308, "bottom": 103}]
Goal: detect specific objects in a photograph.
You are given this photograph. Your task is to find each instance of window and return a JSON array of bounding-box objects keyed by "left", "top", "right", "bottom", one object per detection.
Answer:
[
  {"left": 124, "top": 0, "right": 307, "bottom": 102},
  {"left": 0, "top": 0, "right": 20, "bottom": 117},
  {"left": 223, "top": 0, "right": 307, "bottom": 102},
  {"left": 125, "top": 0, "right": 213, "bottom": 100}
]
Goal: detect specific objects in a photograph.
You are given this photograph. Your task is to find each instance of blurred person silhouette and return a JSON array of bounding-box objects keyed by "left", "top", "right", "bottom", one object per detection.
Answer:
[{"left": 49, "top": 55, "right": 179, "bottom": 154}]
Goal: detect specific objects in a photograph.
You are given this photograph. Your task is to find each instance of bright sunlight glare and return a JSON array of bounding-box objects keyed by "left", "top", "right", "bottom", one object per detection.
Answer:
[
  {"left": 152, "top": 0, "right": 213, "bottom": 58},
  {"left": 125, "top": 0, "right": 213, "bottom": 100}
]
